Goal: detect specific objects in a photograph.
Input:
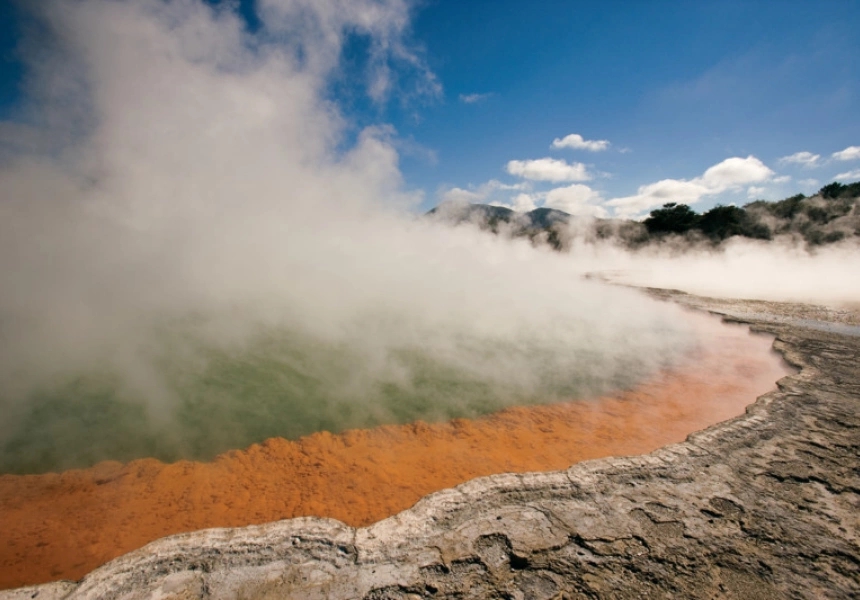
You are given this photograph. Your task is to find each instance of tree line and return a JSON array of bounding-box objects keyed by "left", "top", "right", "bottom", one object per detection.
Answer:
[
  {"left": 428, "top": 180, "right": 860, "bottom": 250},
  {"left": 643, "top": 181, "right": 860, "bottom": 245}
]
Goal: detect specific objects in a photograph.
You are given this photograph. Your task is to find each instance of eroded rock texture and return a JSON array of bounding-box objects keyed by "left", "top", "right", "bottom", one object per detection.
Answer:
[{"left": 3, "top": 291, "right": 859, "bottom": 599}]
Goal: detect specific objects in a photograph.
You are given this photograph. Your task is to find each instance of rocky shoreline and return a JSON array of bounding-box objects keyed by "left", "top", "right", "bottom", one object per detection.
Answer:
[{"left": 3, "top": 290, "right": 858, "bottom": 599}]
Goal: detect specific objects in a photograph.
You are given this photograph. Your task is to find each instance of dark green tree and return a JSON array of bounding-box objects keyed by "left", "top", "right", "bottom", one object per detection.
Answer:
[
  {"left": 819, "top": 182, "right": 847, "bottom": 199},
  {"left": 643, "top": 203, "right": 700, "bottom": 234},
  {"left": 698, "top": 205, "right": 771, "bottom": 241},
  {"left": 768, "top": 194, "right": 805, "bottom": 219},
  {"left": 698, "top": 205, "right": 745, "bottom": 240}
]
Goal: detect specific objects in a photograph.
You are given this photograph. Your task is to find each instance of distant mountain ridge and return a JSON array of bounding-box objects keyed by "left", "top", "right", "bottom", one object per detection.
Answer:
[{"left": 426, "top": 202, "right": 571, "bottom": 231}]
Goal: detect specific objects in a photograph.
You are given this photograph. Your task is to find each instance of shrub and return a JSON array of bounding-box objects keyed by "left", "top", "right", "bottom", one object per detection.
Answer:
[
  {"left": 644, "top": 203, "right": 700, "bottom": 234},
  {"left": 698, "top": 205, "right": 771, "bottom": 241},
  {"left": 820, "top": 182, "right": 847, "bottom": 199},
  {"left": 805, "top": 206, "right": 829, "bottom": 224},
  {"left": 698, "top": 205, "right": 744, "bottom": 240},
  {"left": 769, "top": 194, "right": 805, "bottom": 219}
]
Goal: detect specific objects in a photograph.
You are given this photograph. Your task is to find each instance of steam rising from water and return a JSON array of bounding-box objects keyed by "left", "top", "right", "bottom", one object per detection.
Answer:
[
  {"left": 567, "top": 238, "right": 860, "bottom": 308},
  {"left": 0, "top": 0, "right": 816, "bottom": 473}
]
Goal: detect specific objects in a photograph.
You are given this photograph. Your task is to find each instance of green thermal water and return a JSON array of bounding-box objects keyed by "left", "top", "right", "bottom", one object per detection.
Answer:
[{"left": 0, "top": 325, "right": 669, "bottom": 475}]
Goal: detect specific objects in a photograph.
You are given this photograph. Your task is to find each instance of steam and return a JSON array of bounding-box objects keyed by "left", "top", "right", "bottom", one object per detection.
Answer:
[
  {"left": 564, "top": 235, "right": 860, "bottom": 307},
  {"left": 0, "top": 0, "right": 745, "bottom": 472}
]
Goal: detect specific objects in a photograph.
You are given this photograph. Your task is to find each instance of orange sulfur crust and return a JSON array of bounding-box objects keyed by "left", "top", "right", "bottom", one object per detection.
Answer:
[{"left": 0, "top": 318, "right": 790, "bottom": 589}]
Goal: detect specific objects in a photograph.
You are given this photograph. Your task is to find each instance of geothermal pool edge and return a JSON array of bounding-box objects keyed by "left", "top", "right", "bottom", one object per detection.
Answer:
[{"left": 3, "top": 290, "right": 859, "bottom": 599}]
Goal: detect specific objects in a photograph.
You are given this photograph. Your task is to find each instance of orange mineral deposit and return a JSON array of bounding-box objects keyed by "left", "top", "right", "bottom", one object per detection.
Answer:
[{"left": 0, "top": 317, "right": 791, "bottom": 590}]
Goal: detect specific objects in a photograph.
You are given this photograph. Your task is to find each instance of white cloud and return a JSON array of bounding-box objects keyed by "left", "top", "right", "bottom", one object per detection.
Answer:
[
  {"left": 606, "top": 156, "right": 774, "bottom": 218},
  {"left": 778, "top": 151, "right": 820, "bottom": 168},
  {"left": 747, "top": 186, "right": 766, "bottom": 199},
  {"left": 489, "top": 184, "right": 607, "bottom": 216},
  {"left": 832, "top": 146, "right": 860, "bottom": 161},
  {"left": 490, "top": 180, "right": 530, "bottom": 191},
  {"left": 440, "top": 187, "right": 483, "bottom": 204},
  {"left": 607, "top": 179, "right": 709, "bottom": 217},
  {"left": 700, "top": 156, "right": 775, "bottom": 189},
  {"left": 511, "top": 193, "right": 538, "bottom": 212},
  {"left": 798, "top": 178, "right": 820, "bottom": 188},
  {"left": 772, "top": 175, "right": 791, "bottom": 183},
  {"left": 550, "top": 133, "right": 610, "bottom": 152},
  {"left": 459, "top": 92, "right": 492, "bottom": 104},
  {"left": 438, "top": 179, "right": 529, "bottom": 206},
  {"left": 834, "top": 169, "right": 860, "bottom": 181},
  {"left": 506, "top": 158, "right": 591, "bottom": 182},
  {"left": 487, "top": 193, "right": 538, "bottom": 213},
  {"left": 544, "top": 184, "right": 607, "bottom": 218}
]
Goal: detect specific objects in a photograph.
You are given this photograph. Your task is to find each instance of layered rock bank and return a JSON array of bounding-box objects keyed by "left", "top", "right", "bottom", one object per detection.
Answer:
[{"left": 3, "top": 291, "right": 859, "bottom": 599}]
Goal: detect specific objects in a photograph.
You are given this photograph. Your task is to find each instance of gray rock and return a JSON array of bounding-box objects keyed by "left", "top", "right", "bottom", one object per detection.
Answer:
[{"left": 4, "top": 290, "right": 859, "bottom": 599}]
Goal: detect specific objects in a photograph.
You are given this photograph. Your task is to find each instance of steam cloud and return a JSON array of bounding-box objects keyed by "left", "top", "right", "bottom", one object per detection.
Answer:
[
  {"left": 562, "top": 235, "right": 860, "bottom": 307},
  {"left": 0, "top": 0, "right": 778, "bottom": 472},
  {"left": 605, "top": 242, "right": 860, "bottom": 307}
]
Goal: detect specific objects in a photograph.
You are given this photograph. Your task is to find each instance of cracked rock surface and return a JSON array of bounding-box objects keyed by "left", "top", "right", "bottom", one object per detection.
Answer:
[{"left": 3, "top": 290, "right": 858, "bottom": 599}]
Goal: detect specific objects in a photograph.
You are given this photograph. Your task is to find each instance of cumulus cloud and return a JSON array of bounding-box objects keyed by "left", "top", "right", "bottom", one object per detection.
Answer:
[
  {"left": 512, "top": 193, "right": 537, "bottom": 212},
  {"left": 778, "top": 151, "right": 820, "bottom": 167},
  {"left": 457, "top": 179, "right": 536, "bottom": 213},
  {"left": 488, "top": 193, "right": 538, "bottom": 213},
  {"left": 506, "top": 158, "right": 591, "bottom": 182},
  {"left": 459, "top": 92, "right": 492, "bottom": 104},
  {"left": 550, "top": 133, "right": 610, "bottom": 152},
  {"left": 700, "top": 156, "right": 775, "bottom": 189},
  {"left": 480, "top": 182, "right": 606, "bottom": 217},
  {"left": 606, "top": 156, "right": 774, "bottom": 218},
  {"left": 773, "top": 175, "right": 791, "bottom": 183},
  {"left": 832, "top": 146, "right": 860, "bottom": 161},
  {"left": 834, "top": 169, "right": 860, "bottom": 181},
  {"left": 440, "top": 187, "right": 483, "bottom": 204},
  {"left": 607, "top": 179, "right": 710, "bottom": 217},
  {"left": 439, "top": 179, "right": 529, "bottom": 206},
  {"left": 544, "top": 184, "right": 607, "bottom": 217},
  {"left": 747, "top": 186, "right": 766, "bottom": 198},
  {"left": 492, "top": 180, "right": 531, "bottom": 191}
]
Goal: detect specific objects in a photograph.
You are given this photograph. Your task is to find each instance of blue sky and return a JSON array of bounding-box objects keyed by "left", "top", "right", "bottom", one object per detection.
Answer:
[
  {"left": 1, "top": 0, "right": 859, "bottom": 218},
  {"left": 0, "top": 1, "right": 22, "bottom": 115},
  {"left": 387, "top": 0, "right": 860, "bottom": 216}
]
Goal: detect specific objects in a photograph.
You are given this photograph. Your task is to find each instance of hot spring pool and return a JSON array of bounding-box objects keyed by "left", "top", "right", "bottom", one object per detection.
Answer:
[{"left": 1, "top": 315, "right": 685, "bottom": 474}]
